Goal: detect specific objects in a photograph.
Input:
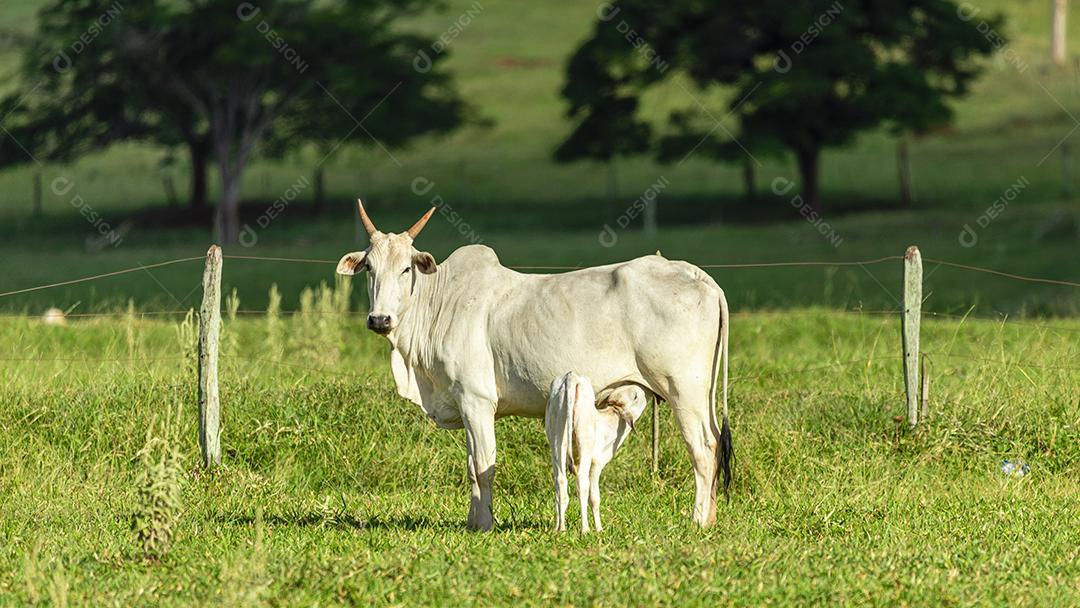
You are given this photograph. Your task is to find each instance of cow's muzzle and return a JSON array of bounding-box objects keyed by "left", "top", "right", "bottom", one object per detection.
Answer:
[{"left": 367, "top": 314, "right": 392, "bottom": 334}]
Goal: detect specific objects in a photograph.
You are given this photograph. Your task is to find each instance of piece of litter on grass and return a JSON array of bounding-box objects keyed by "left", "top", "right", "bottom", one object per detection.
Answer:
[
  {"left": 41, "top": 308, "right": 66, "bottom": 326},
  {"left": 1000, "top": 459, "right": 1030, "bottom": 478}
]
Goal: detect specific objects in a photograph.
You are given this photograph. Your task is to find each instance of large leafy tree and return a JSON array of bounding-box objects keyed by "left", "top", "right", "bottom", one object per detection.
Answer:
[
  {"left": 1, "top": 0, "right": 467, "bottom": 243},
  {"left": 559, "top": 0, "right": 1002, "bottom": 212}
]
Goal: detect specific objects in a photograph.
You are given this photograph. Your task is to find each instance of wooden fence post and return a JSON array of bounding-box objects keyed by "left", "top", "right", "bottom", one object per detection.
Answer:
[
  {"left": 902, "top": 245, "right": 922, "bottom": 428},
  {"left": 651, "top": 398, "right": 660, "bottom": 475},
  {"left": 198, "top": 245, "right": 222, "bottom": 467}
]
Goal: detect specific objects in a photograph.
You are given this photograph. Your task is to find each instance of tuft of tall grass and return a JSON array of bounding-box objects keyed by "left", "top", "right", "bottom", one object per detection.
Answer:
[
  {"left": 290, "top": 280, "right": 351, "bottom": 367},
  {"left": 131, "top": 407, "right": 185, "bottom": 563},
  {"left": 265, "top": 284, "right": 283, "bottom": 358}
]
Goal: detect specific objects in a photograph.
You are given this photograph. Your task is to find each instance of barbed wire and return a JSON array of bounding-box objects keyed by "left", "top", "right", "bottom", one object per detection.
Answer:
[
  {"left": 8, "top": 350, "right": 1075, "bottom": 384},
  {"left": 230, "top": 354, "right": 368, "bottom": 378},
  {"left": 4, "top": 306, "right": 1080, "bottom": 336},
  {"left": 924, "top": 352, "right": 1080, "bottom": 372},
  {"left": 223, "top": 254, "right": 336, "bottom": 265},
  {"left": 0, "top": 256, "right": 204, "bottom": 299},
  {"left": 0, "top": 355, "right": 187, "bottom": 363},
  {"left": 730, "top": 355, "right": 903, "bottom": 382},
  {"left": 920, "top": 311, "right": 1080, "bottom": 333},
  {"left": 1, "top": 253, "right": 1076, "bottom": 303},
  {"left": 923, "top": 257, "right": 1080, "bottom": 289}
]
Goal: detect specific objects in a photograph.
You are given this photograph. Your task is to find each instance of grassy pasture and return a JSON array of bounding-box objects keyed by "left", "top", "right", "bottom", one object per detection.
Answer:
[{"left": 0, "top": 305, "right": 1078, "bottom": 605}]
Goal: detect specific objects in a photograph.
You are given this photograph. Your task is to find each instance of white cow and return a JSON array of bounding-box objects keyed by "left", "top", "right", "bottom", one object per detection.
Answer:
[
  {"left": 546, "top": 373, "right": 648, "bottom": 532},
  {"left": 336, "top": 201, "right": 731, "bottom": 531}
]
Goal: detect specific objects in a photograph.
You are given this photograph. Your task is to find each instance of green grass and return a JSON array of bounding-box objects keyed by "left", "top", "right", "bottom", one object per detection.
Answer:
[{"left": 1, "top": 303, "right": 1078, "bottom": 605}]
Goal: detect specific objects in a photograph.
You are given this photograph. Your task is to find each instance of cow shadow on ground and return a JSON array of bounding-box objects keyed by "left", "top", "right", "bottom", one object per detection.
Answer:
[{"left": 213, "top": 511, "right": 549, "bottom": 533}]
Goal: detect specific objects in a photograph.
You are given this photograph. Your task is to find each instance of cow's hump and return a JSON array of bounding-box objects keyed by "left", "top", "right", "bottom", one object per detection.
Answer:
[{"left": 443, "top": 244, "right": 501, "bottom": 268}]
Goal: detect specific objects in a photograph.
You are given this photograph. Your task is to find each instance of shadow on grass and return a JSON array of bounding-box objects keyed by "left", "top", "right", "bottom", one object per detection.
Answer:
[
  {"left": 213, "top": 510, "right": 462, "bottom": 532},
  {"left": 213, "top": 510, "right": 550, "bottom": 533}
]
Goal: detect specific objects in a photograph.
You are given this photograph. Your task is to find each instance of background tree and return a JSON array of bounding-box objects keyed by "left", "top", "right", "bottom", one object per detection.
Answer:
[
  {"left": 0, "top": 1, "right": 213, "bottom": 211},
  {"left": 1, "top": 0, "right": 467, "bottom": 243},
  {"left": 559, "top": 0, "right": 1003, "bottom": 213}
]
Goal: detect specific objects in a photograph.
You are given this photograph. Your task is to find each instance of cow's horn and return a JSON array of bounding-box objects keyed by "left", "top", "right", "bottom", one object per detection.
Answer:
[
  {"left": 357, "top": 199, "right": 377, "bottom": 236},
  {"left": 405, "top": 207, "right": 436, "bottom": 239}
]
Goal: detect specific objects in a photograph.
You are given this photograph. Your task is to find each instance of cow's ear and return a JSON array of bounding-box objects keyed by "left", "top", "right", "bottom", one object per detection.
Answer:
[
  {"left": 336, "top": 251, "right": 368, "bottom": 275},
  {"left": 413, "top": 251, "right": 437, "bottom": 274}
]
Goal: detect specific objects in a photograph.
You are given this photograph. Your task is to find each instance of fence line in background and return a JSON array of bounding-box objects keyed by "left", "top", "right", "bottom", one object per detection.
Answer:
[
  {"left": 0, "top": 256, "right": 204, "bottom": 299},
  {"left": 1, "top": 253, "right": 1075, "bottom": 303},
  {"left": 2, "top": 306, "right": 1080, "bottom": 341},
  {"left": 223, "top": 254, "right": 336, "bottom": 265},
  {"left": 9, "top": 351, "right": 1077, "bottom": 376},
  {"left": 1, "top": 246, "right": 1078, "bottom": 467},
  {"left": 0, "top": 356, "right": 186, "bottom": 363},
  {"left": 0, "top": 252, "right": 1075, "bottom": 302},
  {"left": 231, "top": 355, "right": 369, "bottom": 379},
  {"left": 924, "top": 352, "right": 1080, "bottom": 372},
  {"left": 4, "top": 307, "right": 1080, "bottom": 334},
  {"left": 923, "top": 258, "right": 1080, "bottom": 289}
]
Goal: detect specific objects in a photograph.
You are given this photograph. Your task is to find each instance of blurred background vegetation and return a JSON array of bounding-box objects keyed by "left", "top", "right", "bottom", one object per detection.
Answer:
[{"left": 0, "top": 0, "right": 1076, "bottom": 315}]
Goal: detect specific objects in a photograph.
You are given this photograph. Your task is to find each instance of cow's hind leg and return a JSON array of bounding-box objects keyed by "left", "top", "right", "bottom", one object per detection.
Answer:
[
  {"left": 462, "top": 403, "right": 497, "bottom": 532},
  {"left": 668, "top": 382, "right": 721, "bottom": 527}
]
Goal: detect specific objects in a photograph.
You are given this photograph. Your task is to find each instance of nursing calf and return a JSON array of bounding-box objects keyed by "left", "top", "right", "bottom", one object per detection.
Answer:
[{"left": 546, "top": 373, "right": 649, "bottom": 532}]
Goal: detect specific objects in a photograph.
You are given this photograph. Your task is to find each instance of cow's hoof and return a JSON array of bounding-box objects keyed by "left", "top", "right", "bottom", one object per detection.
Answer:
[{"left": 467, "top": 516, "right": 494, "bottom": 532}]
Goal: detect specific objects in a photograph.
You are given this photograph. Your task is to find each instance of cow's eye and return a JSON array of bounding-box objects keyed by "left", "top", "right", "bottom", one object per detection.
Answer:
[{"left": 402, "top": 266, "right": 411, "bottom": 275}]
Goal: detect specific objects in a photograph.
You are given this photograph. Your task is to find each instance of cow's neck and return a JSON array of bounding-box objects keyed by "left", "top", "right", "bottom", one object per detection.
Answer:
[{"left": 385, "top": 266, "right": 445, "bottom": 371}]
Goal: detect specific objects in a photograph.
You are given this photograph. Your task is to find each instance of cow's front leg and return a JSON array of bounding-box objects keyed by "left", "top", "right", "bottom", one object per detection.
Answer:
[{"left": 462, "top": 403, "right": 497, "bottom": 531}]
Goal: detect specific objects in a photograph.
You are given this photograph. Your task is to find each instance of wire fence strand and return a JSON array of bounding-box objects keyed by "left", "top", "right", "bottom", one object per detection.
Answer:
[
  {"left": 925, "top": 352, "right": 1080, "bottom": 372},
  {"left": 923, "top": 257, "right": 1080, "bottom": 288},
  {"left": 223, "top": 255, "right": 337, "bottom": 265},
  {"left": 0, "top": 256, "right": 204, "bottom": 299},
  {"left": 1, "top": 253, "right": 1077, "bottom": 302}
]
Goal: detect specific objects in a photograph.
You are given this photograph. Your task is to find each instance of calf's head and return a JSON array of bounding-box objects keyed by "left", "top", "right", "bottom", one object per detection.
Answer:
[
  {"left": 604, "top": 385, "right": 649, "bottom": 431},
  {"left": 336, "top": 200, "right": 438, "bottom": 335}
]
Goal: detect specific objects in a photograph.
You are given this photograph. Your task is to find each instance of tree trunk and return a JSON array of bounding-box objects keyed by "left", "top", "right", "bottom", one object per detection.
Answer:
[
  {"left": 643, "top": 195, "right": 658, "bottom": 237},
  {"left": 313, "top": 165, "right": 325, "bottom": 210},
  {"left": 795, "top": 146, "right": 821, "bottom": 214},
  {"left": 743, "top": 157, "right": 756, "bottom": 202},
  {"left": 190, "top": 138, "right": 209, "bottom": 210},
  {"left": 897, "top": 136, "right": 913, "bottom": 206},
  {"left": 217, "top": 167, "right": 242, "bottom": 245},
  {"left": 606, "top": 159, "right": 617, "bottom": 221},
  {"left": 163, "top": 175, "right": 178, "bottom": 207},
  {"left": 1052, "top": 0, "right": 1068, "bottom": 66}
]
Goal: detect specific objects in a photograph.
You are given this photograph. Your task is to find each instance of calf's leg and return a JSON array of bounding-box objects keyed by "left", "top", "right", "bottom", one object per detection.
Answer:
[
  {"left": 576, "top": 457, "right": 592, "bottom": 533},
  {"left": 589, "top": 461, "right": 604, "bottom": 532}
]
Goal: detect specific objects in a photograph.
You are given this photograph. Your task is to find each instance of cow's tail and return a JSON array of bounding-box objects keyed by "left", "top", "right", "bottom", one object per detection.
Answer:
[{"left": 713, "top": 287, "right": 733, "bottom": 501}]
